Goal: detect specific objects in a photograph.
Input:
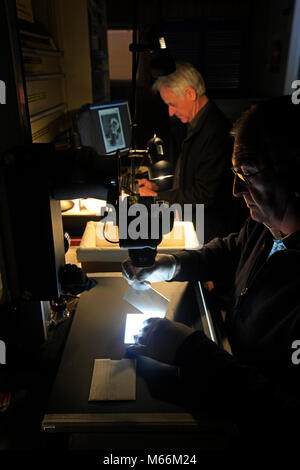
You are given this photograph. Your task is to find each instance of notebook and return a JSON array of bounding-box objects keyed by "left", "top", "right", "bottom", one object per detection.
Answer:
[{"left": 89, "top": 358, "right": 136, "bottom": 401}]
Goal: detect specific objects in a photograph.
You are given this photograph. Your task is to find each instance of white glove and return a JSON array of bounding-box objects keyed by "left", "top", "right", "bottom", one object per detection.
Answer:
[{"left": 122, "top": 254, "right": 178, "bottom": 288}]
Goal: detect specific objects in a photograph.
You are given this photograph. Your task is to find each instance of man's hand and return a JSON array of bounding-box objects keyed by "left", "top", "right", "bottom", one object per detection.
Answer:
[
  {"left": 122, "top": 254, "right": 178, "bottom": 289},
  {"left": 138, "top": 178, "right": 158, "bottom": 196},
  {"left": 126, "top": 317, "right": 195, "bottom": 365}
]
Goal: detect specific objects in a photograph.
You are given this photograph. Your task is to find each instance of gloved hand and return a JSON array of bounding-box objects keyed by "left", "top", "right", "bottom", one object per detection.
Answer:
[
  {"left": 122, "top": 254, "right": 178, "bottom": 288},
  {"left": 126, "top": 317, "right": 195, "bottom": 365}
]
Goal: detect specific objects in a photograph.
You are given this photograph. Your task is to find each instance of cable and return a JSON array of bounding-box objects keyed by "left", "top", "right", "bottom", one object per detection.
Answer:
[{"left": 102, "top": 221, "right": 119, "bottom": 244}]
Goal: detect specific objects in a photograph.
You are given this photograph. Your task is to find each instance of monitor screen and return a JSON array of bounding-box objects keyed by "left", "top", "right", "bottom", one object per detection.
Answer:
[{"left": 77, "top": 101, "right": 132, "bottom": 156}]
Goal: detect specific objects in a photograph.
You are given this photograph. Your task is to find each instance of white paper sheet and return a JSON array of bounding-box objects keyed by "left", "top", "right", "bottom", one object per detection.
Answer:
[{"left": 89, "top": 358, "right": 136, "bottom": 401}]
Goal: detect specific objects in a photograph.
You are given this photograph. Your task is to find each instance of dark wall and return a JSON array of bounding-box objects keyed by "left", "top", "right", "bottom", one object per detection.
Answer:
[
  {"left": 107, "top": 0, "right": 295, "bottom": 147},
  {"left": 107, "top": 0, "right": 295, "bottom": 96}
]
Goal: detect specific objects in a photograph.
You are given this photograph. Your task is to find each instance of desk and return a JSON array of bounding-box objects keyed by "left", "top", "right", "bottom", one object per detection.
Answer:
[{"left": 42, "top": 274, "right": 235, "bottom": 451}]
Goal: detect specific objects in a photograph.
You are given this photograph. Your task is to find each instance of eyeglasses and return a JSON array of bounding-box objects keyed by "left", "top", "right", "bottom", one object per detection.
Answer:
[{"left": 231, "top": 166, "right": 269, "bottom": 185}]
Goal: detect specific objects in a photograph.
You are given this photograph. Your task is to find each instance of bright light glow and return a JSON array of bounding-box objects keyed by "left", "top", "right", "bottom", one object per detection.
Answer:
[
  {"left": 158, "top": 37, "right": 167, "bottom": 49},
  {"left": 160, "top": 221, "right": 201, "bottom": 249},
  {"left": 80, "top": 198, "right": 107, "bottom": 213},
  {"left": 182, "top": 221, "right": 202, "bottom": 249},
  {"left": 151, "top": 174, "right": 173, "bottom": 181},
  {"left": 124, "top": 312, "right": 164, "bottom": 344}
]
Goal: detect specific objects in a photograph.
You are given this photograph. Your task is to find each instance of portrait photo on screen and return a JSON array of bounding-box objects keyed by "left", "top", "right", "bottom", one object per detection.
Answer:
[{"left": 98, "top": 107, "right": 125, "bottom": 153}]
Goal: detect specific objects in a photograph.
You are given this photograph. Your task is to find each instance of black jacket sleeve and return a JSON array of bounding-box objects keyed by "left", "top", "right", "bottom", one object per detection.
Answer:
[
  {"left": 174, "top": 330, "right": 300, "bottom": 447},
  {"left": 171, "top": 219, "right": 252, "bottom": 283},
  {"left": 158, "top": 102, "right": 233, "bottom": 208},
  {"left": 158, "top": 127, "right": 233, "bottom": 207}
]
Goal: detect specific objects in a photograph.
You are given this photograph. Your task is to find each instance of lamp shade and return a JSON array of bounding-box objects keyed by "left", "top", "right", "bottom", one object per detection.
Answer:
[{"left": 148, "top": 160, "right": 174, "bottom": 191}]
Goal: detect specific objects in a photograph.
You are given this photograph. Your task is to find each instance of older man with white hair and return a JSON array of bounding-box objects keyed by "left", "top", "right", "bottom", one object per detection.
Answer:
[{"left": 138, "top": 61, "right": 241, "bottom": 242}]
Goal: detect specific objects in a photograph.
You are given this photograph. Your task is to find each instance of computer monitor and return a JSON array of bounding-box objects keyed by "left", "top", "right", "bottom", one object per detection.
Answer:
[{"left": 77, "top": 101, "right": 132, "bottom": 156}]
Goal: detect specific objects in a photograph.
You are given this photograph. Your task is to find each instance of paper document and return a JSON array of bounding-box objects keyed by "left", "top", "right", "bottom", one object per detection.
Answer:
[
  {"left": 123, "top": 285, "right": 169, "bottom": 316},
  {"left": 89, "top": 358, "right": 136, "bottom": 401}
]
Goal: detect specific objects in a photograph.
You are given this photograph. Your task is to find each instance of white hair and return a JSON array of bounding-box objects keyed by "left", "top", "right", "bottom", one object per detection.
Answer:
[{"left": 152, "top": 61, "right": 206, "bottom": 97}]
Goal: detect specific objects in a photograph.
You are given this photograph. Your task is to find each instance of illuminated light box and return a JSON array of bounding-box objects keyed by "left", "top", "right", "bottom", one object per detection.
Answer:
[
  {"left": 124, "top": 313, "right": 165, "bottom": 345},
  {"left": 77, "top": 221, "right": 202, "bottom": 273}
]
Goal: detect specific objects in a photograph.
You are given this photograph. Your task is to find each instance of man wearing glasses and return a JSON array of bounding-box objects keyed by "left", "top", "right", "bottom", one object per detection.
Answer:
[{"left": 122, "top": 95, "right": 300, "bottom": 452}]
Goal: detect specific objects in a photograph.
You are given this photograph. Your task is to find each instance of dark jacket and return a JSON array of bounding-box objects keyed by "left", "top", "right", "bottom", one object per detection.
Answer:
[
  {"left": 158, "top": 101, "right": 242, "bottom": 243},
  {"left": 172, "top": 218, "right": 300, "bottom": 448}
]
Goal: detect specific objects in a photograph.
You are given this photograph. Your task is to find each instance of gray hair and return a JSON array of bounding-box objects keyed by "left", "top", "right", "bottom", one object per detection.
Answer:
[{"left": 152, "top": 61, "right": 206, "bottom": 97}]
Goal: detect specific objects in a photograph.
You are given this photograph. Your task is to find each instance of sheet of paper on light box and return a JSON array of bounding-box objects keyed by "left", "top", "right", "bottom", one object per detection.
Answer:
[
  {"left": 89, "top": 358, "right": 136, "bottom": 401},
  {"left": 123, "top": 284, "right": 169, "bottom": 316}
]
